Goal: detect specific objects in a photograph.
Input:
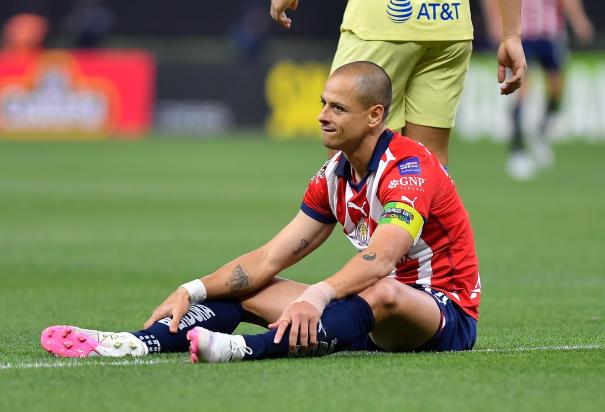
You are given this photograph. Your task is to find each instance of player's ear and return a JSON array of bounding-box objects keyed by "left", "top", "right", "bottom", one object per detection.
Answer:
[{"left": 368, "top": 104, "right": 385, "bottom": 128}]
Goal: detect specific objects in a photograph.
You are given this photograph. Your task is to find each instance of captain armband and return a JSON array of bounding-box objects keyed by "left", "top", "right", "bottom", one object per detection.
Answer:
[{"left": 378, "top": 201, "right": 424, "bottom": 243}]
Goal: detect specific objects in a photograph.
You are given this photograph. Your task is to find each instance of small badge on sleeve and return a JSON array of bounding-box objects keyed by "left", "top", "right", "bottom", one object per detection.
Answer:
[
  {"left": 379, "top": 201, "right": 424, "bottom": 241},
  {"left": 398, "top": 157, "right": 421, "bottom": 175}
]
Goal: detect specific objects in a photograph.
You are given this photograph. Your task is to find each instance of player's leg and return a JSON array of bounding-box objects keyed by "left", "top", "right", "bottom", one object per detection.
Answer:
[
  {"left": 40, "top": 299, "right": 248, "bottom": 357},
  {"left": 189, "top": 292, "right": 376, "bottom": 362},
  {"left": 40, "top": 278, "right": 308, "bottom": 358},
  {"left": 507, "top": 40, "right": 536, "bottom": 180},
  {"left": 507, "top": 80, "right": 536, "bottom": 180},
  {"left": 532, "top": 38, "right": 566, "bottom": 169},
  {"left": 238, "top": 277, "right": 308, "bottom": 325},
  {"left": 402, "top": 123, "right": 451, "bottom": 166},
  {"left": 403, "top": 40, "right": 473, "bottom": 166},
  {"left": 356, "top": 278, "right": 441, "bottom": 350},
  {"left": 188, "top": 277, "right": 474, "bottom": 362}
]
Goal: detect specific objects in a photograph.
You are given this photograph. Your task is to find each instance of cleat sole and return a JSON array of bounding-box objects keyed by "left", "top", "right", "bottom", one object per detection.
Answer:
[{"left": 40, "top": 326, "right": 100, "bottom": 358}]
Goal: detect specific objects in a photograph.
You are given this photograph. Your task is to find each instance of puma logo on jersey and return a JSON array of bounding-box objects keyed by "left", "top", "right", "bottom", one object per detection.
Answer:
[
  {"left": 400, "top": 195, "right": 417, "bottom": 209},
  {"left": 347, "top": 201, "right": 368, "bottom": 217}
]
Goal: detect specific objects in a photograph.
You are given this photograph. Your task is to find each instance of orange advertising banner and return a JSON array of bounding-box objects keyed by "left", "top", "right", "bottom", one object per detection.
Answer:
[{"left": 0, "top": 50, "right": 155, "bottom": 139}]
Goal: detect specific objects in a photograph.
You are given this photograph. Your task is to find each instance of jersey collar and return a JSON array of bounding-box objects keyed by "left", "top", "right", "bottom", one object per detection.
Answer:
[{"left": 335, "top": 128, "right": 395, "bottom": 179}]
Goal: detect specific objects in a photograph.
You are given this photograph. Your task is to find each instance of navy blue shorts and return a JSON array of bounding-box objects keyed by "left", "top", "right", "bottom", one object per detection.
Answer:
[
  {"left": 350, "top": 286, "right": 477, "bottom": 353},
  {"left": 412, "top": 286, "right": 477, "bottom": 352},
  {"left": 523, "top": 38, "right": 566, "bottom": 72}
]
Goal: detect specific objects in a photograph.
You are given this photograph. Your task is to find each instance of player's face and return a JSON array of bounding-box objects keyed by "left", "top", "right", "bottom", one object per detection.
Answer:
[{"left": 318, "top": 74, "right": 374, "bottom": 151}]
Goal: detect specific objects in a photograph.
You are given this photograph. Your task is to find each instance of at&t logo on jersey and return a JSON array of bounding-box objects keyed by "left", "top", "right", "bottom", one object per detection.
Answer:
[
  {"left": 387, "top": 0, "right": 414, "bottom": 23},
  {"left": 386, "top": 0, "right": 461, "bottom": 23}
]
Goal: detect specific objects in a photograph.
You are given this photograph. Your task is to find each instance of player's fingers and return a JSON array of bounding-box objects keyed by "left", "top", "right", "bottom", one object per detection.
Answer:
[
  {"left": 289, "top": 318, "right": 300, "bottom": 353},
  {"left": 272, "top": 319, "right": 289, "bottom": 344},
  {"left": 289, "top": 0, "right": 299, "bottom": 10},
  {"left": 497, "top": 63, "right": 506, "bottom": 84},
  {"left": 501, "top": 72, "right": 523, "bottom": 95},
  {"left": 309, "top": 318, "right": 318, "bottom": 348},
  {"left": 298, "top": 318, "right": 309, "bottom": 353},
  {"left": 169, "top": 305, "right": 188, "bottom": 334},
  {"left": 269, "top": 3, "right": 276, "bottom": 19},
  {"left": 144, "top": 307, "right": 167, "bottom": 329},
  {"left": 279, "top": 13, "right": 292, "bottom": 28}
]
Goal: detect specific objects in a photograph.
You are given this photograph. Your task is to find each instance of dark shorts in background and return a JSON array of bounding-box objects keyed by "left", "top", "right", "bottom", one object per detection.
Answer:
[{"left": 523, "top": 38, "right": 566, "bottom": 72}]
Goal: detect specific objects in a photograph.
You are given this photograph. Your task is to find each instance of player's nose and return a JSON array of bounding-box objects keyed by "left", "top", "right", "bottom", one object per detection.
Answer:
[{"left": 318, "top": 105, "right": 330, "bottom": 123}]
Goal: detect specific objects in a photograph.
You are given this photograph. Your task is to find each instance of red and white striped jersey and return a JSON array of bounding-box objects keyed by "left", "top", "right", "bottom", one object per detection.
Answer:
[
  {"left": 522, "top": 0, "right": 565, "bottom": 40},
  {"left": 301, "top": 130, "right": 480, "bottom": 319}
]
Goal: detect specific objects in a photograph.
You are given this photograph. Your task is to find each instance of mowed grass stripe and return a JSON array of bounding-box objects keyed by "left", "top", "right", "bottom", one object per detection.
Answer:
[{"left": 1, "top": 344, "right": 601, "bottom": 370}]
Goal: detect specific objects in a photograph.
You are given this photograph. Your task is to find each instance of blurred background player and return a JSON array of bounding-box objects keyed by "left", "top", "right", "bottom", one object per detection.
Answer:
[
  {"left": 61, "top": 0, "right": 115, "bottom": 49},
  {"left": 270, "top": 0, "right": 528, "bottom": 166},
  {"left": 1, "top": 1, "right": 48, "bottom": 52},
  {"left": 483, "top": 0, "right": 594, "bottom": 180}
]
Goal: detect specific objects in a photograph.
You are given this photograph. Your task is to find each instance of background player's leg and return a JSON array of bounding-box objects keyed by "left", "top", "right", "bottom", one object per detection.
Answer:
[
  {"left": 357, "top": 277, "right": 441, "bottom": 351},
  {"left": 403, "top": 41, "right": 473, "bottom": 167},
  {"left": 532, "top": 69, "right": 562, "bottom": 169},
  {"left": 507, "top": 80, "right": 536, "bottom": 180},
  {"left": 403, "top": 122, "right": 450, "bottom": 166}
]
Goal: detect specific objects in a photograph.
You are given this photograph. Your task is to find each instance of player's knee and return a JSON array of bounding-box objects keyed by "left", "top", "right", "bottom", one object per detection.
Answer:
[{"left": 358, "top": 278, "right": 400, "bottom": 315}]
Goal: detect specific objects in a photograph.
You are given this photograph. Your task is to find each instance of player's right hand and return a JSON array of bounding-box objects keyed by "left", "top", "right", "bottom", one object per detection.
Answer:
[
  {"left": 143, "top": 287, "right": 191, "bottom": 333},
  {"left": 497, "top": 35, "right": 527, "bottom": 95},
  {"left": 270, "top": 0, "right": 299, "bottom": 29}
]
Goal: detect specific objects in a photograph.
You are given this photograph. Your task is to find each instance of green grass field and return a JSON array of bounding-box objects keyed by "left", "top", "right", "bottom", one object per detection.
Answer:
[{"left": 0, "top": 135, "right": 603, "bottom": 412}]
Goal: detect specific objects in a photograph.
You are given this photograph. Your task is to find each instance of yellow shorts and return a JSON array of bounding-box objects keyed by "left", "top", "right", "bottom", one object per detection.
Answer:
[{"left": 331, "top": 31, "right": 472, "bottom": 129}]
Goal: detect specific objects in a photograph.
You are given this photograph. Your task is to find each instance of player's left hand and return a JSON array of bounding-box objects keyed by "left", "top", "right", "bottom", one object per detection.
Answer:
[
  {"left": 497, "top": 35, "right": 527, "bottom": 95},
  {"left": 269, "top": 300, "right": 320, "bottom": 354},
  {"left": 143, "top": 287, "right": 191, "bottom": 334}
]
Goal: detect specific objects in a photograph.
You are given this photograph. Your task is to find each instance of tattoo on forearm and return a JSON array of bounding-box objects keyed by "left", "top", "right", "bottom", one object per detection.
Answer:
[
  {"left": 291, "top": 239, "right": 309, "bottom": 256},
  {"left": 362, "top": 252, "right": 376, "bottom": 261},
  {"left": 227, "top": 264, "right": 251, "bottom": 291}
]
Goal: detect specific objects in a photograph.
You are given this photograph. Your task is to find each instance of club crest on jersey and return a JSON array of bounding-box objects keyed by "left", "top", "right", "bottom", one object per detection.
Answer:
[
  {"left": 398, "top": 157, "right": 421, "bottom": 175},
  {"left": 387, "top": 1, "right": 462, "bottom": 24},
  {"left": 354, "top": 218, "right": 370, "bottom": 247}
]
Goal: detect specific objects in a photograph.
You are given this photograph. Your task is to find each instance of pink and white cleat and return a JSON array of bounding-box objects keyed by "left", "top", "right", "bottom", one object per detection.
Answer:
[
  {"left": 40, "top": 325, "right": 148, "bottom": 357},
  {"left": 187, "top": 327, "right": 251, "bottom": 363}
]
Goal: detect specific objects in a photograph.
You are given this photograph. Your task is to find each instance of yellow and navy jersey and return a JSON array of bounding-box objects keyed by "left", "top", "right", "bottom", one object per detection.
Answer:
[{"left": 341, "top": 0, "right": 473, "bottom": 41}]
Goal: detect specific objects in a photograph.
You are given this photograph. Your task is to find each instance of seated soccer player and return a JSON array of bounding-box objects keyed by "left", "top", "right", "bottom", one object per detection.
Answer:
[{"left": 41, "top": 61, "right": 480, "bottom": 362}]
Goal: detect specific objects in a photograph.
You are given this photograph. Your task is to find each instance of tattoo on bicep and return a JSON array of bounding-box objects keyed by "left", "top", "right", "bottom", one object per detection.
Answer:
[
  {"left": 362, "top": 252, "right": 376, "bottom": 261},
  {"left": 291, "top": 239, "right": 309, "bottom": 256},
  {"left": 227, "top": 264, "right": 251, "bottom": 291}
]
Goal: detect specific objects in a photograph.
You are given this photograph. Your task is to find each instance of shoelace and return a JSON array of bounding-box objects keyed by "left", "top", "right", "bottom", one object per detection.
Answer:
[{"left": 230, "top": 342, "right": 253, "bottom": 359}]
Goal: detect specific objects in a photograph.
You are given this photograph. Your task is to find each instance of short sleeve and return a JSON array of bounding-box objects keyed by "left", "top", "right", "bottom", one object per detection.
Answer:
[{"left": 301, "top": 161, "right": 337, "bottom": 224}]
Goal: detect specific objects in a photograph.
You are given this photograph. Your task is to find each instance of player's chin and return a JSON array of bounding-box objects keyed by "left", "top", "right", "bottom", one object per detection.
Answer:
[{"left": 321, "top": 129, "right": 340, "bottom": 148}]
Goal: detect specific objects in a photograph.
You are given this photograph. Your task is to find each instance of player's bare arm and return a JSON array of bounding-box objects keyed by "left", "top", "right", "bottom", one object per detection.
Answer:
[
  {"left": 495, "top": 0, "right": 527, "bottom": 95},
  {"left": 271, "top": 223, "right": 414, "bottom": 352},
  {"left": 562, "top": 0, "right": 594, "bottom": 44},
  {"left": 144, "top": 211, "right": 335, "bottom": 332},
  {"left": 270, "top": 0, "right": 299, "bottom": 29}
]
